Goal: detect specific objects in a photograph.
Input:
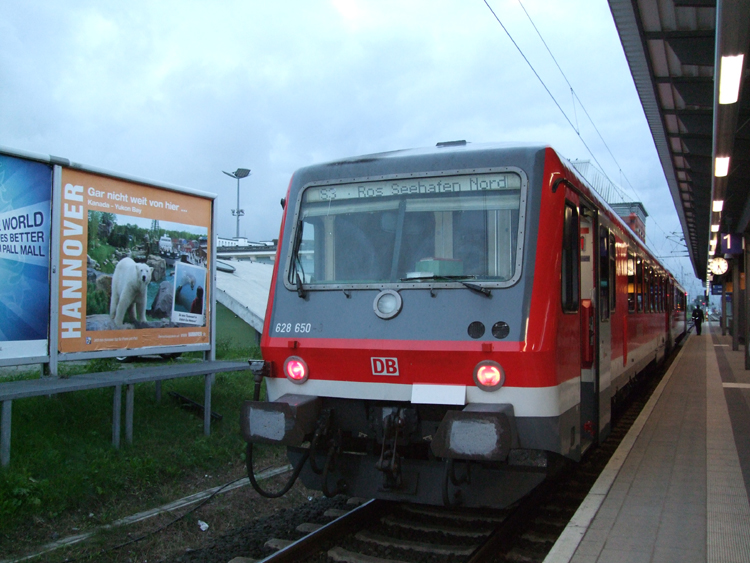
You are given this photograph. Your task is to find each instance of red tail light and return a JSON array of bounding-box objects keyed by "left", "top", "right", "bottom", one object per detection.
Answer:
[
  {"left": 284, "top": 356, "right": 309, "bottom": 384},
  {"left": 473, "top": 360, "right": 505, "bottom": 391}
]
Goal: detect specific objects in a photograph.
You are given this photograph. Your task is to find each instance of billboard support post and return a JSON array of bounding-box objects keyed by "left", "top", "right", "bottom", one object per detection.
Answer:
[
  {"left": 49, "top": 164, "right": 63, "bottom": 376},
  {"left": 210, "top": 200, "right": 218, "bottom": 362},
  {"left": 203, "top": 373, "right": 214, "bottom": 436},
  {"left": 126, "top": 384, "right": 134, "bottom": 444},
  {"left": 112, "top": 385, "right": 122, "bottom": 449},
  {"left": 1, "top": 400, "right": 11, "bottom": 467}
]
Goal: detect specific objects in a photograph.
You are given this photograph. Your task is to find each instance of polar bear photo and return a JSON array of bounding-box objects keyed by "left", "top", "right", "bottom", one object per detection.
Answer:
[{"left": 110, "top": 257, "right": 153, "bottom": 326}]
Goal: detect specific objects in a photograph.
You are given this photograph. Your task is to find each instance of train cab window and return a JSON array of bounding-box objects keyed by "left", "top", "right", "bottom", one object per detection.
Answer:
[
  {"left": 599, "top": 226, "right": 610, "bottom": 321},
  {"left": 288, "top": 172, "right": 526, "bottom": 288},
  {"left": 562, "top": 202, "right": 580, "bottom": 312},
  {"left": 627, "top": 251, "right": 636, "bottom": 313}
]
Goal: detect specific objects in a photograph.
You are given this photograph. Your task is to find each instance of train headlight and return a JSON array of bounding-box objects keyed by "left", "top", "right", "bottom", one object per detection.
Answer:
[
  {"left": 284, "top": 356, "right": 309, "bottom": 384},
  {"left": 473, "top": 360, "right": 505, "bottom": 391},
  {"left": 373, "top": 289, "right": 402, "bottom": 319}
]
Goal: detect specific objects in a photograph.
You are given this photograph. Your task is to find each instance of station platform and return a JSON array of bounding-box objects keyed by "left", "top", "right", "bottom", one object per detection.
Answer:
[{"left": 546, "top": 322, "right": 750, "bottom": 563}]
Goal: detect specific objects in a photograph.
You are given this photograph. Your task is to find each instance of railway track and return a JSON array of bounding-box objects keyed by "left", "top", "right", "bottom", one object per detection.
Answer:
[
  {"left": 255, "top": 498, "right": 510, "bottom": 563},
  {"left": 230, "top": 344, "right": 678, "bottom": 563}
]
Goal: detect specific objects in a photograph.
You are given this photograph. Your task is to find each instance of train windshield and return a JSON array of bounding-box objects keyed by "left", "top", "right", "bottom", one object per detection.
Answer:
[{"left": 288, "top": 171, "right": 525, "bottom": 287}]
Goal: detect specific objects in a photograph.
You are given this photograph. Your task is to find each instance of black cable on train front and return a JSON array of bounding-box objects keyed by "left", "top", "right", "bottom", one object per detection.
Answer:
[
  {"left": 245, "top": 442, "right": 310, "bottom": 498},
  {"left": 245, "top": 367, "right": 310, "bottom": 498}
]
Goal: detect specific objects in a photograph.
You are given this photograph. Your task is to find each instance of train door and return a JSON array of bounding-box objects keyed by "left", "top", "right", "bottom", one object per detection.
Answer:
[
  {"left": 578, "top": 208, "right": 598, "bottom": 454},
  {"left": 597, "top": 227, "right": 614, "bottom": 441}
]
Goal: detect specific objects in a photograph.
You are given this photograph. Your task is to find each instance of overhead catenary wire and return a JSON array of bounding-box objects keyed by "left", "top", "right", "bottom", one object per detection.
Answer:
[
  {"left": 516, "top": 1, "right": 673, "bottom": 247},
  {"left": 482, "top": 0, "right": 672, "bottom": 256}
]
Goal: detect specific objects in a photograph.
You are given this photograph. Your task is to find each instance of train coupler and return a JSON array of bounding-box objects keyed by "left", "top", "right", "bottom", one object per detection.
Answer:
[
  {"left": 442, "top": 458, "right": 471, "bottom": 507},
  {"left": 375, "top": 408, "right": 406, "bottom": 490}
]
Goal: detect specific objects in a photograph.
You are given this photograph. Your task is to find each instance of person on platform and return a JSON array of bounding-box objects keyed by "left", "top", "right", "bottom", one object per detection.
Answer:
[{"left": 692, "top": 307, "right": 705, "bottom": 335}]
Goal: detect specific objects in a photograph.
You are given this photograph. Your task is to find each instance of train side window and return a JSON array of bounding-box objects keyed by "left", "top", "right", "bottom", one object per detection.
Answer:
[
  {"left": 599, "top": 226, "right": 610, "bottom": 321},
  {"left": 668, "top": 281, "right": 674, "bottom": 311},
  {"left": 636, "top": 256, "right": 643, "bottom": 312},
  {"left": 562, "top": 202, "right": 580, "bottom": 312},
  {"left": 609, "top": 233, "right": 616, "bottom": 312},
  {"left": 627, "top": 250, "right": 636, "bottom": 313},
  {"left": 660, "top": 276, "right": 665, "bottom": 312},
  {"left": 655, "top": 275, "right": 661, "bottom": 312}
]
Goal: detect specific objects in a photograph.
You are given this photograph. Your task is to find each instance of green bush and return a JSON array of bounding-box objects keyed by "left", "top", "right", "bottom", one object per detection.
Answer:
[{"left": 0, "top": 470, "right": 49, "bottom": 516}]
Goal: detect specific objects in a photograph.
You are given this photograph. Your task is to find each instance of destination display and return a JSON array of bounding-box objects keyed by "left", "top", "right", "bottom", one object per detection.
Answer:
[
  {"left": 58, "top": 168, "right": 213, "bottom": 354},
  {"left": 0, "top": 152, "right": 52, "bottom": 361},
  {"left": 304, "top": 172, "right": 522, "bottom": 203}
]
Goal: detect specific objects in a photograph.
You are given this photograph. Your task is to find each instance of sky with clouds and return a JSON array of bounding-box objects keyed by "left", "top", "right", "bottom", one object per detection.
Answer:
[{"left": 0, "top": 0, "right": 704, "bottom": 298}]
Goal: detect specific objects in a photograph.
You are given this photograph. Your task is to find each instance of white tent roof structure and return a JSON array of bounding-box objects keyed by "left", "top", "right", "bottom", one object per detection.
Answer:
[{"left": 215, "top": 261, "right": 273, "bottom": 333}]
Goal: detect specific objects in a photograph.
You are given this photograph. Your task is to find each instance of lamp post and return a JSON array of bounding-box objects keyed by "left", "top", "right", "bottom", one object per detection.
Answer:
[{"left": 222, "top": 168, "right": 251, "bottom": 239}]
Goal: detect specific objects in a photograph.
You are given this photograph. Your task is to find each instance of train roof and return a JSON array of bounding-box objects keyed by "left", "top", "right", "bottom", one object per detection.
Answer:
[{"left": 313, "top": 141, "right": 548, "bottom": 166}]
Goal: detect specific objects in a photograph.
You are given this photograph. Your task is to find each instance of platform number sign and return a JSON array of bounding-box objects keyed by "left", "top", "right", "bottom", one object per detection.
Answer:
[{"left": 721, "top": 233, "right": 743, "bottom": 255}]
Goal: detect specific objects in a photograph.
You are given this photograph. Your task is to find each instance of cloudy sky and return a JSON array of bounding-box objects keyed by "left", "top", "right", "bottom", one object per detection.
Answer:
[{"left": 0, "top": 0, "right": 703, "bottom": 297}]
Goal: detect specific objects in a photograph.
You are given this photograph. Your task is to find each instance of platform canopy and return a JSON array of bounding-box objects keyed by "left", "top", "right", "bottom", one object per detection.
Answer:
[{"left": 608, "top": 0, "right": 750, "bottom": 280}]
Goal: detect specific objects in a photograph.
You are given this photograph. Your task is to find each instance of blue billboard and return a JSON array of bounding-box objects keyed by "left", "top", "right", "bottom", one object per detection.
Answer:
[{"left": 0, "top": 153, "right": 52, "bottom": 361}]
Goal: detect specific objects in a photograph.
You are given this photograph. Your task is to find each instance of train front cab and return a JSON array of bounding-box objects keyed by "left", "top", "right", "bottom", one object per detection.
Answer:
[{"left": 240, "top": 145, "right": 682, "bottom": 508}]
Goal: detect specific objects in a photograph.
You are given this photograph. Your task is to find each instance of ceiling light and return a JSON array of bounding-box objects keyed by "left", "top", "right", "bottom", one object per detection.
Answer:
[
  {"left": 715, "top": 157, "right": 730, "bottom": 177},
  {"left": 711, "top": 224, "right": 720, "bottom": 232},
  {"left": 713, "top": 200, "right": 724, "bottom": 212},
  {"left": 719, "top": 54, "right": 745, "bottom": 104}
]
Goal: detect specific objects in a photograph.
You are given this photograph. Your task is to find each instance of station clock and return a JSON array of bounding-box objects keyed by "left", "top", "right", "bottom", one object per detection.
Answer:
[{"left": 709, "top": 257, "right": 729, "bottom": 275}]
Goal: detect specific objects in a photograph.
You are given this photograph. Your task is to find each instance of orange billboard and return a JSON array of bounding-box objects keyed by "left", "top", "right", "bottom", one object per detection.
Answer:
[{"left": 58, "top": 168, "right": 213, "bottom": 354}]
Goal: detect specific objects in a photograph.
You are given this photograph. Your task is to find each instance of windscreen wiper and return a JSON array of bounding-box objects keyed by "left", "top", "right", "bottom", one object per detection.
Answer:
[
  {"left": 400, "top": 274, "right": 492, "bottom": 297},
  {"left": 291, "top": 224, "right": 307, "bottom": 299}
]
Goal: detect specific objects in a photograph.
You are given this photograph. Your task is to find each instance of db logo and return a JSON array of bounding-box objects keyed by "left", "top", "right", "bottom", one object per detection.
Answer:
[{"left": 371, "top": 357, "right": 399, "bottom": 376}]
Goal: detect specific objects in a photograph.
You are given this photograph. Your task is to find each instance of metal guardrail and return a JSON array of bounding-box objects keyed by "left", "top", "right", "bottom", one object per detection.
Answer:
[{"left": 0, "top": 360, "right": 250, "bottom": 467}]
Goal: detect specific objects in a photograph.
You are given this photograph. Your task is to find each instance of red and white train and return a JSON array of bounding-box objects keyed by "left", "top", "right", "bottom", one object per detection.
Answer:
[{"left": 241, "top": 142, "right": 687, "bottom": 507}]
